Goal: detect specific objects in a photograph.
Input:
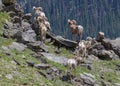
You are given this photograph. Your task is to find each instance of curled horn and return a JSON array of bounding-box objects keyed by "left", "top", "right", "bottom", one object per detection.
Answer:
[
  {"left": 72, "top": 20, "right": 77, "bottom": 25},
  {"left": 67, "top": 19, "right": 71, "bottom": 23},
  {"left": 38, "top": 7, "right": 43, "bottom": 11},
  {"left": 33, "top": 6, "right": 36, "bottom": 10}
]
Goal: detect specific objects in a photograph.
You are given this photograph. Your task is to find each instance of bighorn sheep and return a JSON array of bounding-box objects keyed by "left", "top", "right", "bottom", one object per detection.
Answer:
[
  {"left": 66, "top": 56, "right": 82, "bottom": 80},
  {"left": 78, "top": 40, "right": 86, "bottom": 57},
  {"left": 74, "top": 40, "right": 87, "bottom": 62},
  {"left": 74, "top": 38, "right": 93, "bottom": 62},
  {"left": 36, "top": 16, "right": 48, "bottom": 42},
  {"left": 33, "top": 6, "right": 46, "bottom": 19},
  {"left": 67, "top": 56, "right": 82, "bottom": 73},
  {"left": 67, "top": 58, "right": 77, "bottom": 71},
  {"left": 85, "top": 37, "right": 92, "bottom": 54},
  {"left": 33, "top": 6, "right": 51, "bottom": 43},
  {"left": 67, "top": 19, "right": 83, "bottom": 41}
]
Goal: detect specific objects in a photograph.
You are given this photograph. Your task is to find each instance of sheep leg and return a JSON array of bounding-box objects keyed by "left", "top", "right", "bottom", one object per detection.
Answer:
[
  {"left": 66, "top": 66, "right": 72, "bottom": 80},
  {"left": 83, "top": 50, "right": 87, "bottom": 62},
  {"left": 40, "top": 31, "right": 44, "bottom": 44},
  {"left": 76, "top": 34, "right": 79, "bottom": 42},
  {"left": 40, "top": 34, "right": 43, "bottom": 42},
  {"left": 72, "top": 35, "right": 75, "bottom": 41},
  {"left": 80, "top": 34, "right": 82, "bottom": 41},
  {"left": 69, "top": 67, "right": 73, "bottom": 80},
  {"left": 43, "top": 32, "right": 46, "bottom": 42},
  {"left": 77, "top": 34, "right": 80, "bottom": 42}
]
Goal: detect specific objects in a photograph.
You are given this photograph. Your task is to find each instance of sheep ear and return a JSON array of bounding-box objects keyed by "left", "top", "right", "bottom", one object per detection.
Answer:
[
  {"left": 72, "top": 20, "right": 76, "bottom": 25},
  {"left": 38, "top": 7, "right": 42, "bottom": 11},
  {"left": 33, "top": 6, "right": 36, "bottom": 10},
  {"left": 68, "top": 19, "right": 71, "bottom": 22},
  {"left": 44, "top": 17, "right": 48, "bottom": 20}
]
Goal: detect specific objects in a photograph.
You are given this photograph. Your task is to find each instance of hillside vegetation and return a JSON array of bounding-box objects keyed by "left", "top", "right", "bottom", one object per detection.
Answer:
[
  {"left": 0, "top": 13, "right": 72, "bottom": 86},
  {"left": 0, "top": 12, "right": 120, "bottom": 86}
]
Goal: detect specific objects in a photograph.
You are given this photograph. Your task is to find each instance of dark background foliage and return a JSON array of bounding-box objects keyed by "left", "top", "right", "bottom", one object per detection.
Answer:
[{"left": 17, "top": 0, "right": 120, "bottom": 39}]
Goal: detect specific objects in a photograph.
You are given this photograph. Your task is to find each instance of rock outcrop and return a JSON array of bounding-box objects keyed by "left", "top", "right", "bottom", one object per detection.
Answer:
[
  {"left": 102, "top": 38, "right": 120, "bottom": 57},
  {"left": 2, "top": 0, "right": 16, "bottom": 6}
]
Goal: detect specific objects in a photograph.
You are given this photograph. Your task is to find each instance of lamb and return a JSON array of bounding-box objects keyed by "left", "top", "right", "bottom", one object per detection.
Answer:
[
  {"left": 67, "top": 58, "right": 77, "bottom": 71},
  {"left": 67, "top": 56, "right": 82, "bottom": 70},
  {"left": 67, "top": 19, "right": 83, "bottom": 41},
  {"left": 66, "top": 56, "right": 82, "bottom": 78}
]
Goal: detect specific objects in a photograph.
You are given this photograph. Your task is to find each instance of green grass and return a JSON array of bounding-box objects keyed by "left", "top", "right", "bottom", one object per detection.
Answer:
[
  {"left": 0, "top": 47, "right": 62, "bottom": 86},
  {"left": 0, "top": 12, "right": 14, "bottom": 48},
  {"left": 0, "top": 48, "right": 72, "bottom": 86},
  {"left": 0, "top": 12, "right": 72, "bottom": 86},
  {"left": 90, "top": 60, "right": 120, "bottom": 85},
  {"left": 0, "top": 12, "right": 10, "bottom": 35},
  {"left": 46, "top": 59, "right": 67, "bottom": 73},
  {"left": 45, "top": 41, "right": 74, "bottom": 59},
  {"left": 0, "top": 37, "right": 14, "bottom": 47},
  {"left": 0, "top": 47, "right": 43, "bottom": 85},
  {"left": 59, "top": 47, "right": 74, "bottom": 58},
  {"left": 44, "top": 40, "right": 120, "bottom": 85}
]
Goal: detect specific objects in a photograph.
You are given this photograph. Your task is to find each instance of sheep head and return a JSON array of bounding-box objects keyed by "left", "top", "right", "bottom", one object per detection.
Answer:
[
  {"left": 72, "top": 20, "right": 77, "bottom": 25},
  {"left": 68, "top": 19, "right": 77, "bottom": 26},
  {"left": 37, "top": 7, "right": 43, "bottom": 11},
  {"left": 67, "top": 19, "right": 73, "bottom": 26},
  {"left": 33, "top": 6, "right": 43, "bottom": 12}
]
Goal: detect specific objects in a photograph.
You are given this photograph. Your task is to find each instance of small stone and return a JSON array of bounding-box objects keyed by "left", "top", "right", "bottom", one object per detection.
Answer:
[
  {"left": 9, "top": 42, "right": 27, "bottom": 52},
  {"left": 114, "top": 83, "right": 120, "bottom": 86},
  {"left": 26, "top": 60, "right": 34, "bottom": 67},
  {"left": 80, "top": 73, "right": 95, "bottom": 85},
  {"left": 34, "top": 63, "right": 50, "bottom": 69},
  {"left": 11, "top": 60, "right": 17, "bottom": 65},
  {"left": 1, "top": 46, "right": 9, "bottom": 51},
  {"left": 5, "top": 74, "right": 13, "bottom": 79},
  {"left": 83, "top": 72, "right": 95, "bottom": 79}
]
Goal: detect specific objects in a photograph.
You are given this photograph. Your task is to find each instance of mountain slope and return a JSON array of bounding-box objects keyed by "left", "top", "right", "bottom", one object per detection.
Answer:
[{"left": 0, "top": 9, "right": 120, "bottom": 86}]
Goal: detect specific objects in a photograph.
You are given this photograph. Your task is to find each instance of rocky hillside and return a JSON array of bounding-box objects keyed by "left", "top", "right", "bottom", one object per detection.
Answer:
[
  {"left": 0, "top": 0, "right": 120, "bottom": 86},
  {"left": 17, "top": 0, "right": 120, "bottom": 39}
]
